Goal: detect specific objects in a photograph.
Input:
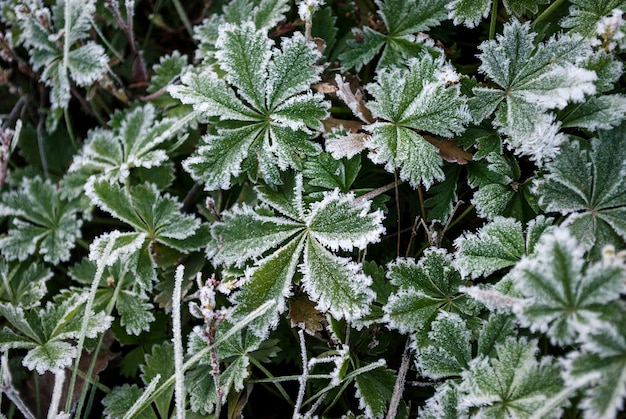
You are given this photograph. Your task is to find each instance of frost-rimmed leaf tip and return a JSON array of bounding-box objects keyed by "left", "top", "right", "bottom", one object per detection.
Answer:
[
  {"left": 365, "top": 53, "right": 471, "bottom": 189},
  {"left": 170, "top": 23, "right": 329, "bottom": 190},
  {"left": 211, "top": 175, "right": 384, "bottom": 337},
  {"left": 472, "top": 19, "right": 597, "bottom": 163}
]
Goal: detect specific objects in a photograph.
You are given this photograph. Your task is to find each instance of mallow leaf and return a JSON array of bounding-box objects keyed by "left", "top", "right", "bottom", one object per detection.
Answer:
[
  {"left": 447, "top": 0, "right": 549, "bottom": 28},
  {"left": 15, "top": 0, "right": 107, "bottom": 116},
  {"left": 211, "top": 174, "right": 384, "bottom": 337},
  {"left": 0, "top": 177, "right": 82, "bottom": 264},
  {"left": 0, "top": 293, "right": 112, "bottom": 374},
  {"left": 459, "top": 337, "right": 565, "bottom": 418},
  {"left": 339, "top": 0, "right": 448, "bottom": 70},
  {"left": 472, "top": 19, "right": 596, "bottom": 162},
  {"left": 454, "top": 216, "right": 553, "bottom": 279},
  {"left": 419, "top": 311, "right": 472, "bottom": 380},
  {"left": 193, "top": 0, "right": 290, "bottom": 60},
  {"left": 170, "top": 24, "right": 328, "bottom": 190},
  {"left": 85, "top": 178, "right": 209, "bottom": 281},
  {"left": 535, "top": 124, "right": 626, "bottom": 259},
  {"left": 561, "top": 0, "right": 626, "bottom": 36},
  {"left": 565, "top": 309, "right": 626, "bottom": 419},
  {"left": 382, "top": 249, "right": 474, "bottom": 343},
  {"left": 510, "top": 227, "right": 626, "bottom": 345},
  {"left": 0, "top": 257, "right": 51, "bottom": 309},
  {"left": 69, "top": 104, "right": 185, "bottom": 184},
  {"left": 365, "top": 53, "right": 471, "bottom": 189}
]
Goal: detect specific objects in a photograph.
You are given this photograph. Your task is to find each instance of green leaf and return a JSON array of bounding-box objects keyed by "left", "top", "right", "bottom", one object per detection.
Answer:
[
  {"left": 419, "top": 312, "right": 472, "bottom": 379},
  {"left": 15, "top": 0, "right": 107, "bottom": 114},
  {"left": 459, "top": 338, "right": 565, "bottom": 418},
  {"left": 171, "top": 26, "right": 328, "bottom": 190},
  {"left": 140, "top": 342, "right": 175, "bottom": 418},
  {"left": 561, "top": 95, "right": 626, "bottom": 130},
  {"left": 212, "top": 174, "right": 384, "bottom": 337},
  {"left": 354, "top": 365, "right": 397, "bottom": 418},
  {"left": 0, "top": 177, "right": 82, "bottom": 264},
  {"left": 423, "top": 164, "right": 461, "bottom": 222},
  {"left": 561, "top": 0, "right": 626, "bottom": 36},
  {"left": 86, "top": 179, "right": 206, "bottom": 248},
  {"left": 303, "top": 237, "right": 375, "bottom": 321},
  {"left": 446, "top": 0, "right": 491, "bottom": 28},
  {"left": 383, "top": 249, "right": 473, "bottom": 342},
  {"left": 303, "top": 153, "right": 361, "bottom": 192},
  {"left": 69, "top": 105, "right": 186, "bottom": 183},
  {"left": 117, "top": 290, "right": 155, "bottom": 336},
  {"left": 511, "top": 227, "right": 626, "bottom": 345},
  {"left": 566, "top": 312, "right": 626, "bottom": 419},
  {"left": 230, "top": 235, "right": 305, "bottom": 337},
  {"left": 211, "top": 205, "right": 304, "bottom": 267},
  {"left": 467, "top": 153, "right": 537, "bottom": 220},
  {"left": 365, "top": 54, "right": 470, "bottom": 188},
  {"left": 420, "top": 381, "right": 466, "bottom": 419},
  {"left": 535, "top": 124, "right": 626, "bottom": 259},
  {"left": 474, "top": 19, "right": 596, "bottom": 162},
  {"left": 0, "top": 258, "right": 52, "bottom": 308},
  {"left": 102, "top": 384, "right": 156, "bottom": 419},
  {"left": 339, "top": 0, "right": 448, "bottom": 70},
  {"left": 0, "top": 294, "right": 112, "bottom": 374},
  {"left": 454, "top": 216, "right": 553, "bottom": 279}
]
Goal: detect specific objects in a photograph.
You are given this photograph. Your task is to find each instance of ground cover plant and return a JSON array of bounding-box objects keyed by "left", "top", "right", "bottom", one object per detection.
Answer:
[{"left": 1, "top": 0, "right": 626, "bottom": 417}]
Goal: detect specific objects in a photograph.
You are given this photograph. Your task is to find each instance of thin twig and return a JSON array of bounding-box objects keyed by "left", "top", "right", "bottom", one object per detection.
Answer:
[
  {"left": 1, "top": 355, "right": 36, "bottom": 419},
  {"left": 386, "top": 339, "right": 411, "bottom": 419},
  {"left": 172, "top": 265, "right": 186, "bottom": 419},
  {"left": 47, "top": 371, "right": 66, "bottom": 419},
  {"left": 394, "top": 171, "right": 401, "bottom": 258},
  {"left": 293, "top": 330, "right": 309, "bottom": 418},
  {"left": 354, "top": 180, "right": 401, "bottom": 204}
]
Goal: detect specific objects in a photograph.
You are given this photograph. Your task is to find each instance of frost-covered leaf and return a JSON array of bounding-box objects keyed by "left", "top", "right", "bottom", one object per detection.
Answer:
[
  {"left": 447, "top": 0, "right": 549, "bottom": 28},
  {"left": 193, "top": 0, "right": 290, "bottom": 59},
  {"left": 212, "top": 175, "right": 384, "bottom": 337},
  {"left": 511, "top": 227, "right": 626, "bottom": 345},
  {"left": 86, "top": 179, "right": 206, "bottom": 251},
  {"left": 339, "top": 0, "right": 448, "bottom": 70},
  {"left": 420, "top": 381, "right": 466, "bottom": 419},
  {"left": 562, "top": 94, "right": 626, "bottom": 130},
  {"left": 419, "top": 312, "right": 472, "bottom": 379},
  {"left": 303, "top": 153, "right": 361, "bottom": 192},
  {"left": 535, "top": 124, "right": 626, "bottom": 259},
  {"left": 0, "top": 258, "right": 51, "bottom": 308},
  {"left": 383, "top": 249, "right": 473, "bottom": 342},
  {"left": 459, "top": 337, "right": 565, "bottom": 418},
  {"left": 171, "top": 25, "right": 328, "bottom": 190},
  {"left": 303, "top": 237, "right": 375, "bottom": 321},
  {"left": 0, "top": 177, "right": 82, "bottom": 264},
  {"left": 147, "top": 51, "right": 188, "bottom": 93},
  {"left": 561, "top": 0, "right": 626, "bottom": 36},
  {"left": 0, "top": 293, "right": 112, "bottom": 374},
  {"left": 467, "top": 152, "right": 538, "bottom": 220},
  {"left": 423, "top": 164, "right": 460, "bottom": 222},
  {"left": 566, "top": 312, "right": 626, "bottom": 419},
  {"left": 354, "top": 365, "right": 396, "bottom": 419},
  {"left": 117, "top": 290, "right": 155, "bottom": 336},
  {"left": 102, "top": 383, "right": 156, "bottom": 419},
  {"left": 140, "top": 342, "right": 175, "bottom": 418},
  {"left": 454, "top": 216, "right": 553, "bottom": 279},
  {"left": 69, "top": 105, "right": 185, "bottom": 183},
  {"left": 365, "top": 54, "right": 471, "bottom": 188},
  {"left": 15, "top": 0, "right": 107, "bottom": 116},
  {"left": 473, "top": 20, "right": 596, "bottom": 162}
]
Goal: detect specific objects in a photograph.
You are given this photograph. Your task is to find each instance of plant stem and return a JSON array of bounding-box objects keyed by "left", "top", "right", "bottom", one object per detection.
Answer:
[
  {"left": 532, "top": 0, "right": 567, "bottom": 29},
  {"left": 489, "top": 0, "right": 499, "bottom": 40},
  {"left": 293, "top": 329, "right": 309, "bottom": 418},
  {"left": 386, "top": 339, "right": 411, "bottom": 419},
  {"left": 354, "top": 180, "right": 401, "bottom": 203},
  {"left": 171, "top": 0, "right": 194, "bottom": 37},
  {"left": 47, "top": 371, "right": 65, "bottom": 419},
  {"left": 1, "top": 355, "right": 35, "bottom": 419},
  {"left": 172, "top": 265, "right": 186, "bottom": 419},
  {"left": 249, "top": 357, "right": 294, "bottom": 405},
  {"left": 65, "top": 240, "right": 114, "bottom": 413}
]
